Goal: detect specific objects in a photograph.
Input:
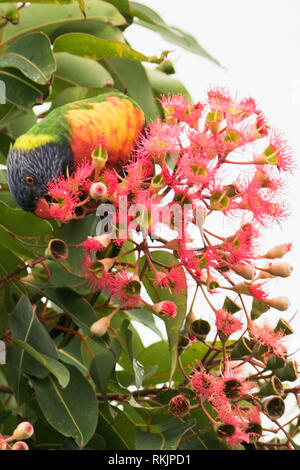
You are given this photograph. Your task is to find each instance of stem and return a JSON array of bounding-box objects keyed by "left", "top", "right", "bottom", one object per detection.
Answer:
[
  {"left": 0, "top": 255, "right": 46, "bottom": 285},
  {"left": 42, "top": 319, "right": 94, "bottom": 358},
  {"left": 177, "top": 355, "right": 189, "bottom": 382}
]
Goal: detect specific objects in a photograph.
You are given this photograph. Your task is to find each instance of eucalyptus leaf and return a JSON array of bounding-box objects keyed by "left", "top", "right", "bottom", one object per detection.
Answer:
[
  {"left": 31, "top": 365, "right": 98, "bottom": 447},
  {"left": 0, "top": 32, "right": 55, "bottom": 85}
]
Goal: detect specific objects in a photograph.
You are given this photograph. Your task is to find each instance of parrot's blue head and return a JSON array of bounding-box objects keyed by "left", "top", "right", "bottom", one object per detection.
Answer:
[{"left": 7, "top": 143, "right": 73, "bottom": 218}]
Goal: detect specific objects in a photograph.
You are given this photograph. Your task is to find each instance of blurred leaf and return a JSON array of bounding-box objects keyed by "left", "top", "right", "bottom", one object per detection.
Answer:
[
  {"left": 0, "top": 103, "right": 24, "bottom": 127},
  {"left": 98, "top": 404, "right": 135, "bottom": 449},
  {"left": 50, "top": 86, "right": 110, "bottom": 109},
  {"left": 0, "top": 200, "right": 53, "bottom": 236},
  {"left": 120, "top": 318, "right": 144, "bottom": 388},
  {"left": 0, "top": 32, "right": 55, "bottom": 85},
  {"left": 5, "top": 296, "right": 59, "bottom": 400},
  {"left": 37, "top": 261, "right": 90, "bottom": 295},
  {"left": 136, "top": 419, "right": 196, "bottom": 450},
  {"left": 27, "top": 287, "right": 98, "bottom": 333},
  {"left": 125, "top": 308, "right": 163, "bottom": 339},
  {"left": 57, "top": 335, "right": 89, "bottom": 377},
  {"left": 140, "top": 251, "right": 187, "bottom": 383},
  {"left": 2, "top": 0, "right": 126, "bottom": 43},
  {"left": 131, "top": 2, "right": 221, "bottom": 66},
  {"left": 103, "top": 58, "right": 160, "bottom": 121},
  {"left": 13, "top": 339, "right": 70, "bottom": 388},
  {"left": 0, "top": 226, "right": 36, "bottom": 258},
  {"left": 51, "top": 213, "right": 99, "bottom": 276},
  {"left": 146, "top": 68, "right": 192, "bottom": 101},
  {"left": 0, "top": 133, "right": 13, "bottom": 162},
  {"left": 90, "top": 349, "right": 116, "bottom": 400},
  {"left": 137, "top": 341, "right": 170, "bottom": 387},
  {"left": 0, "top": 67, "right": 50, "bottom": 108},
  {"left": 179, "top": 405, "right": 229, "bottom": 450},
  {"left": 31, "top": 365, "right": 98, "bottom": 447},
  {"left": 51, "top": 52, "right": 112, "bottom": 99},
  {"left": 105, "top": 0, "right": 132, "bottom": 16},
  {"left": 8, "top": 109, "right": 37, "bottom": 140},
  {"left": 53, "top": 32, "right": 150, "bottom": 62}
]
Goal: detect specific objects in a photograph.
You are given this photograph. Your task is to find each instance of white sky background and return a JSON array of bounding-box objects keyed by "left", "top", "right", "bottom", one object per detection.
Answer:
[{"left": 125, "top": 0, "right": 300, "bottom": 351}]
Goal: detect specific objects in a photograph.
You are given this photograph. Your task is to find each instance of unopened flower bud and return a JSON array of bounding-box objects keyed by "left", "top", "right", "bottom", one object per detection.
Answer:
[
  {"left": 168, "top": 394, "right": 190, "bottom": 417},
  {"left": 264, "top": 243, "right": 292, "bottom": 259},
  {"left": 233, "top": 263, "right": 256, "bottom": 280},
  {"left": 265, "top": 296, "right": 290, "bottom": 312},
  {"left": 263, "top": 262, "right": 293, "bottom": 278},
  {"left": 164, "top": 239, "right": 180, "bottom": 251},
  {"left": 11, "top": 441, "right": 29, "bottom": 450},
  {"left": 12, "top": 422, "right": 34, "bottom": 441},
  {"left": 89, "top": 182, "right": 108, "bottom": 200},
  {"left": 97, "top": 257, "right": 117, "bottom": 272},
  {"left": 94, "top": 234, "right": 112, "bottom": 249},
  {"left": 90, "top": 312, "right": 115, "bottom": 337},
  {"left": 232, "top": 282, "right": 251, "bottom": 295}
]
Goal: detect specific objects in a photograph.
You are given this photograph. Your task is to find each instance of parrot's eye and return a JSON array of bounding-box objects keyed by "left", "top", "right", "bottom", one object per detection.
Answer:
[{"left": 25, "top": 176, "right": 35, "bottom": 185}]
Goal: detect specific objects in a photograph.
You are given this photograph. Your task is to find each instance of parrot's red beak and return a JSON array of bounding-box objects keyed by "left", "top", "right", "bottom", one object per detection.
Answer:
[{"left": 34, "top": 198, "right": 54, "bottom": 219}]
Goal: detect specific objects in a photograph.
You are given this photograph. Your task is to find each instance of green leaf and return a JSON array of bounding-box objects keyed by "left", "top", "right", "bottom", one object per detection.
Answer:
[
  {"left": 131, "top": 2, "right": 221, "bottom": 66},
  {"left": 0, "top": 200, "right": 53, "bottom": 236},
  {"left": 146, "top": 68, "right": 192, "bottom": 101},
  {"left": 31, "top": 365, "right": 98, "bottom": 447},
  {"left": 140, "top": 251, "right": 187, "bottom": 383},
  {"left": 51, "top": 213, "right": 99, "bottom": 276},
  {"left": 136, "top": 419, "right": 196, "bottom": 450},
  {"left": 2, "top": 0, "right": 127, "bottom": 44},
  {"left": 50, "top": 86, "right": 110, "bottom": 109},
  {"left": 52, "top": 52, "right": 113, "bottom": 97},
  {"left": 9, "top": 296, "right": 58, "bottom": 357},
  {"left": 104, "top": 0, "right": 132, "bottom": 16},
  {"left": 0, "top": 67, "right": 50, "bottom": 108},
  {"left": 0, "top": 133, "right": 13, "bottom": 162},
  {"left": 120, "top": 318, "right": 144, "bottom": 388},
  {"left": 0, "top": 226, "right": 36, "bottom": 259},
  {"left": 98, "top": 404, "right": 136, "bottom": 449},
  {"left": 90, "top": 349, "right": 116, "bottom": 400},
  {"left": 126, "top": 308, "right": 164, "bottom": 340},
  {"left": 9, "top": 109, "right": 37, "bottom": 139},
  {"left": 5, "top": 296, "right": 59, "bottom": 400},
  {"left": 103, "top": 58, "right": 160, "bottom": 121},
  {"left": 0, "top": 32, "right": 56, "bottom": 85},
  {"left": 136, "top": 341, "right": 170, "bottom": 387},
  {"left": 0, "top": 103, "right": 24, "bottom": 127},
  {"left": 13, "top": 339, "right": 70, "bottom": 388},
  {"left": 53, "top": 32, "right": 150, "bottom": 62},
  {"left": 57, "top": 336, "right": 89, "bottom": 377},
  {"left": 179, "top": 405, "right": 229, "bottom": 450},
  {"left": 28, "top": 287, "right": 98, "bottom": 333},
  {"left": 38, "top": 261, "right": 90, "bottom": 295},
  {"left": 8, "top": 109, "right": 37, "bottom": 140}
]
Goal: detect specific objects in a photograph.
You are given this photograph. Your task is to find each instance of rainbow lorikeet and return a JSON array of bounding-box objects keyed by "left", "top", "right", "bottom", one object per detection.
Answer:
[{"left": 7, "top": 92, "right": 145, "bottom": 219}]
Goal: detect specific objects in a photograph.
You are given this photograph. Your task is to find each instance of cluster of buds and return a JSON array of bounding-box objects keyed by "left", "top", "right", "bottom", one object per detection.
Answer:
[{"left": 0, "top": 421, "right": 34, "bottom": 450}]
